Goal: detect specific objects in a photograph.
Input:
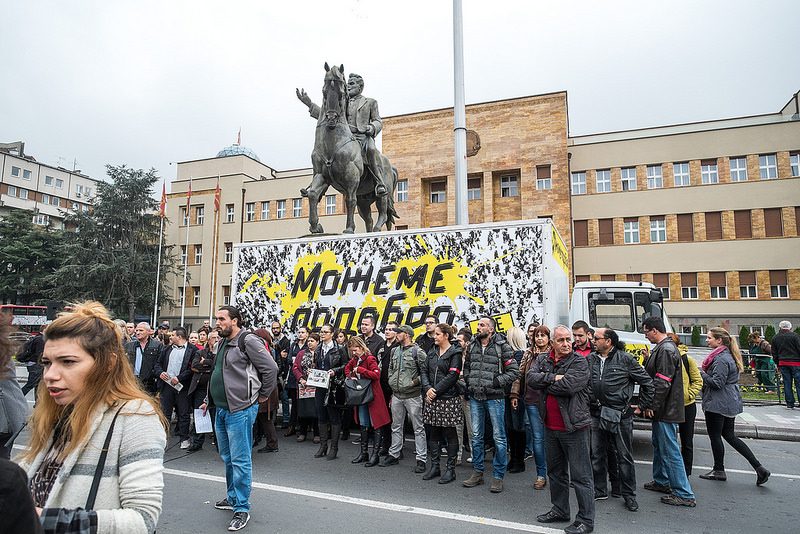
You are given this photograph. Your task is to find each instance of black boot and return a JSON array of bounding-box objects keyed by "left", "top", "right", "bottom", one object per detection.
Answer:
[
  {"left": 439, "top": 455, "right": 457, "bottom": 484},
  {"left": 378, "top": 425, "right": 390, "bottom": 457},
  {"left": 352, "top": 428, "right": 369, "bottom": 464},
  {"left": 314, "top": 424, "right": 329, "bottom": 458},
  {"left": 365, "top": 429, "right": 380, "bottom": 467},
  {"left": 327, "top": 424, "right": 340, "bottom": 460},
  {"left": 423, "top": 440, "right": 441, "bottom": 480}
]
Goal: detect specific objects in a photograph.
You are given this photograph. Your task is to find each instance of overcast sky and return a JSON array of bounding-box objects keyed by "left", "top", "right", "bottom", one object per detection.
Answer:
[{"left": 2, "top": 0, "right": 798, "bottom": 191}]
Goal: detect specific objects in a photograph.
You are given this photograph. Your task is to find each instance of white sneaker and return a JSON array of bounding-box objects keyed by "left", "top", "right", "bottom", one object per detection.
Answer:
[{"left": 180, "top": 439, "right": 192, "bottom": 449}]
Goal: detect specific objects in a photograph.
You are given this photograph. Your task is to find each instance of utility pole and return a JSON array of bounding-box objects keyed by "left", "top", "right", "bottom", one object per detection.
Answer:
[{"left": 453, "top": 0, "right": 468, "bottom": 226}]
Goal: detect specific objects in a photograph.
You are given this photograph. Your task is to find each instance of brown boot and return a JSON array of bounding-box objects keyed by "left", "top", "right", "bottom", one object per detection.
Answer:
[{"left": 462, "top": 471, "right": 484, "bottom": 487}]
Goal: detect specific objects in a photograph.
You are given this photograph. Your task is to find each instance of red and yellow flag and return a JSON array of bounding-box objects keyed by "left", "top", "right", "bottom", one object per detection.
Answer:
[
  {"left": 214, "top": 178, "right": 221, "bottom": 212},
  {"left": 159, "top": 183, "right": 166, "bottom": 218}
]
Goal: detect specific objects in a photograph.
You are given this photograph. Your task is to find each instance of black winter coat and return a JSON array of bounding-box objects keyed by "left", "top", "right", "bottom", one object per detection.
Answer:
[
  {"left": 464, "top": 333, "right": 519, "bottom": 400},
  {"left": 527, "top": 351, "right": 591, "bottom": 432},
  {"left": 644, "top": 338, "right": 685, "bottom": 423},
  {"left": 420, "top": 344, "right": 463, "bottom": 400},
  {"left": 588, "top": 348, "right": 654, "bottom": 416}
]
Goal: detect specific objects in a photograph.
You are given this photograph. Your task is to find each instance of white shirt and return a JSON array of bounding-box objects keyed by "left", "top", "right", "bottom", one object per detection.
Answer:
[{"left": 167, "top": 345, "right": 186, "bottom": 377}]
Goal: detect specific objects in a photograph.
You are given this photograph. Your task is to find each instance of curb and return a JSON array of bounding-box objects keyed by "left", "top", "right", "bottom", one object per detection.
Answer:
[{"left": 632, "top": 419, "right": 800, "bottom": 442}]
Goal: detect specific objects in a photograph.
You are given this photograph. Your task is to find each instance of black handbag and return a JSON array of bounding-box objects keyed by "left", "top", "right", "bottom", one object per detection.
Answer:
[
  {"left": 599, "top": 405, "right": 622, "bottom": 433},
  {"left": 344, "top": 378, "right": 374, "bottom": 406}
]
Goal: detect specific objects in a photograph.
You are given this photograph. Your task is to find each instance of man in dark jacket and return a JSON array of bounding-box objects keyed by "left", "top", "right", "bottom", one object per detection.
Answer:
[
  {"left": 125, "top": 322, "right": 163, "bottom": 394},
  {"left": 462, "top": 316, "right": 519, "bottom": 494},
  {"left": 588, "top": 328, "right": 654, "bottom": 512},
  {"left": 642, "top": 317, "right": 696, "bottom": 507},
  {"left": 270, "top": 321, "right": 292, "bottom": 428},
  {"left": 415, "top": 315, "right": 437, "bottom": 353},
  {"left": 153, "top": 327, "right": 198, "bottom": 449},
  {"left": 772, "top": 320, "right": 800, "bottom": 409},
  {"left": 529, "top": 325, "right": 594, "bottom": 534}
]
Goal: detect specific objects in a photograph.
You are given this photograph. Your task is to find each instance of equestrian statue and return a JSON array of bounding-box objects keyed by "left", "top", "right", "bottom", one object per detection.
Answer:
[{"left": 296, "top": 63, "right": 398, "bottom": 234}]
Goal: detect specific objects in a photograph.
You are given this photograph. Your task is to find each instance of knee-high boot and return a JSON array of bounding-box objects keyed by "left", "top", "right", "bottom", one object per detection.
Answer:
[
  {"left": 439, "top": 432, "right": 458, "bottom": 484},
  {"left": 365, "top": 428, "right": 380, "bottom": 467},
  {"left": 422, "top": 439, "right": 441, "bottom": 480},
  {"left": 327, "top": 423, "right": 340, "bottom": 460},
  {"left": 314, "top": 424, "right": 329, "bottom": 458},
  {"left": 352, "top": 427, "right": 369, "bottom": 463}
]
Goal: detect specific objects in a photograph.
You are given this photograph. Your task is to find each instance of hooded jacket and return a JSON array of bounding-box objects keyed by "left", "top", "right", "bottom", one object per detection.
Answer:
[{"left": 463, "top": 332, "right": 519, "bottom": 400}]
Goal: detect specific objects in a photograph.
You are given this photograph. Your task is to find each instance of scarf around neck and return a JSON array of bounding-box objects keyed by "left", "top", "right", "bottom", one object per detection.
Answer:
[{"left": 702, "top": 345, "right": 726, "bottom": 372}]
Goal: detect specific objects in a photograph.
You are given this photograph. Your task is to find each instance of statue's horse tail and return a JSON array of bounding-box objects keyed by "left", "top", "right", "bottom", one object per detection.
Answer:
[{"left": 387, "top": 166, "right": 399, "bottom": 228}]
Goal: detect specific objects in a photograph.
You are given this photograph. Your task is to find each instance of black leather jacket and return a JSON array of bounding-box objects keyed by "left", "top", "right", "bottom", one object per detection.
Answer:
[
  {"left": 527, "top": 351, "right": 591, "bottom": 432},
  {"left": 588, "top": 348, "right": 654, "bottom": 417},
  {"left": 420, "top": 344, "right": 463, "bottom": 400},
  {"left": 644, "top": 338, "right": 685, "bottom": 424}
]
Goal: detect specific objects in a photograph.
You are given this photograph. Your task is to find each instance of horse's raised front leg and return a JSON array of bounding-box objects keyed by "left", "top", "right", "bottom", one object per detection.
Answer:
[{"left": 306, "top": 173, "right": 327, "bottom": 234}]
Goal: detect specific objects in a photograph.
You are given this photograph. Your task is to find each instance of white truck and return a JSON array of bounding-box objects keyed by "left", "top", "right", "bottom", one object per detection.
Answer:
[{"left": 231, "top": 220, "right": 671, "bottom": 344}]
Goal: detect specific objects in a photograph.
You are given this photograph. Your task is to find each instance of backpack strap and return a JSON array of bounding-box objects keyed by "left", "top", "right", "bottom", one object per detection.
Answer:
[{"left": 681, "top": 353, "right": 693, "bottom": 385}]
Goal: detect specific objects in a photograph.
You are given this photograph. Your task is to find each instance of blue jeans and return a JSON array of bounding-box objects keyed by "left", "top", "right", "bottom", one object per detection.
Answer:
[
  {"left": 651, "top": 421, "right": 695, "bottom": 500},
  {"left": 215, "top": 403, "right": 259, "bottom": 513},
  {"left": 469, "top": 398, "right": 508, "bottom": 479},
  {"left": 780, "top": 366, "right": 800, "bottom": 408},
  {"left": 524, "top": 402, "right": 547, "bottom": 477},
  {"left": 357, "top": 404, "right": 371, "bottom": 428},
  {"left": 280, "top": 388, "right": 290, "bottom": 425}
]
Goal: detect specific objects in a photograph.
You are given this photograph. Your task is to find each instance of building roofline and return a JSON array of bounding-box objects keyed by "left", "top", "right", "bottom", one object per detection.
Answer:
[
  {"left": 176, "top": 153, "right": 273, "bottom": 170},
  {"left": 1, "top": 151, "right": 101, "bottom": 182},
  {"left": 384, "top": 90, "right": 568, "bottom": 120}
]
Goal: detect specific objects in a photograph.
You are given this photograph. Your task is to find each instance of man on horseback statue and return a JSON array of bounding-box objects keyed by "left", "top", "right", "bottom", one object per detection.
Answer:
[{"left": 297, "top": 73, "right": 388, "bottom": 198}]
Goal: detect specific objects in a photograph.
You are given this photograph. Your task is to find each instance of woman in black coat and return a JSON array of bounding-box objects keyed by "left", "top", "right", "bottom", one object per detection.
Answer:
[{"left": 420, "top": 324, "right": 464, "bottom": 484}]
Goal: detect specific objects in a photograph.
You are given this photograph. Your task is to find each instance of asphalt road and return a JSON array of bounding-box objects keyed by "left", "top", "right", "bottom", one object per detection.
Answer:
[{"left": 155, "top": 429, "right": 798, "bottom": 534}]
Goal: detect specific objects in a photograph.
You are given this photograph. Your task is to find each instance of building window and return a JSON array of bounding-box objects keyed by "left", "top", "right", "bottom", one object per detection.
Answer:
[
  {"left": 571, "top": 172, "right": 586, "bottom": 195},
  {"left": 180, "top": 207, "right": 189, "bottom": 226},
  {"left": 791, "top": 153, "right": 800, "bottom": 177},
  {"left": 55, "top": 178, "right": 64, "bottom": 189},
  {"left": 178, "top": 287, "right": 185, "bottom": 307},
  {"left": 467, "top": 177, "right": 482, "bottom": 200},
  {"left": 7, "top": 185, "right": 17, "bottom": 197},
  {"left": 705, "top": 212, "right": 722, "bottom": 240},
  {"left": 673, "top": 162, "right": 690, "bottom": 186},
  {"left": 45, "top": 175, "right": 54, "bottom": 186},
  {"left": 82, "top": 204, "right": 89, "bottom": 213},
  {"left": 261, "top": 201, "right": 270, "bottom": 220},
  {"left": 293, "top": 198, "right": 302, "bottom": 218},
  {"left": 681, "top": 273, "right": 698, "bottom": 300},
  {"left": 50, "top": 196, "right": 59, "bottom": 207},
  {"left": 325, "top": 195, "right": 336, "bottom": 215},
  {"left": 429, "top": 180, "right": 446, "bottom": 203},
  {"left": 623, "top": 219, "right": 640, "bottom": 244},
  {"left": 32, "top": 214, "right": 49, "bottom": 226},
  {"left": 19, "top": 188, "right": 29, "bottom": 200},
  {"left": 195, "top": 205, "right": 204, "bottom": 225},
  {"left": 180, "top": 245, "right": 187, "bottom": 265},
  {"left": 276, "top": 200, "right": 286, "bottom": 218},
  {"left": 739, "top": 271, "right": 757, "bottom": 299},
  {"left": 536, "top": 165, "right": 552, "bottom": 190},
  {"left": 75, "top": 184, "right": 84, "bottom": 198},
  {"left": 23, "top": 169, "right": 32, "bottom": 180},
  {"left": 396, "top": 180, "right": 408, "bottom": 202},
  {"left": 194, "top": 244, "right": 202, "bottom": 265},
  {"left": 192, "top": 286, "right": 201, "bottom": 307},
  {"left": 764, "top": 208, "right": 783, "bottom": 237},
  {"left": 653, "top": 273, "right": 670, "bottom": 300},
  {"left": 677, "top": 213, "right": 694, "bottom": 242},
  {"left": 84, "top": 187, "right": 92, "bottom": 199},
  {"left": 225, "top": 204, "right": 235, "bottom": 223},
  {"left": 42, "top": 194, "right": 51, "bottom": 204},
  {"left": 596, "top": 170, "right": 611, "bottom": 193},
  {"left": 759, "top": 154, "right": 777, "bottom": 179},
  {"left": 500, "top": 175, "right": 519, "bottom": 197},
  {"left": 621, "top": 167, "right": 637, "bottom": 191},
  {"left": 245, "top": 202, "right": 255, "bottom": 222},
  {"left": 734, "top": 210, "right": 752, "bottom": 239},
  {"left": 709, "top": 272, "right": 727, "bottom": 299},
  {"left": 730, "top": 157, "right": 748, "bottom": 182},
  {"left": 573, "top": 220, "right": 588, "bottom": 246},
  {"left": 646, "top": 165, "right": 663, "bottom": 189},
  {"left": 598, "top": 218, "right": 614, "bottom": 245},
  {"left": 650, "top": 217, "right": 666, "bottom": 243},
  {"left": 701, "top": 159, "right": 718, "bottom": 184},
  {"left": 770, "top": 270, "right": 789, "bottom": 298},
  {"left": 222, "top": 285, "right": 231, "bottom": 306},
  {"left": 11, "top": 166, "right": 20, "bottom": 177},
  {"left": 224, "top": 242, "right": 233, "bottom": 263}
]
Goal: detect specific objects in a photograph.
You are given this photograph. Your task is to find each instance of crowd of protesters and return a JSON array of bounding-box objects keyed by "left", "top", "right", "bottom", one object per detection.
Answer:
[{"left": 3, "top": 304, "right": 794, "bottom": 534}]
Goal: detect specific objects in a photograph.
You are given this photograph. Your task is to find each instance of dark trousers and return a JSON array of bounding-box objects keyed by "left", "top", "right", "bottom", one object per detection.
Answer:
[
  {"left": 21, "top": 364, "right": 42, "bottom": 397},
  {"left": 315, "top": 388, "right": 343, "bottom": 425},
  {"left": 705, "top": 410, "right": 761, "bottom": 471},
  {"left": 678, "top": 403, "right": 696, "bottom": 475},
  {"left": 160, "top": 386, "right": 190, "bottom": 441},
  {"left": 590, "top": 416, "right": 635, "bottom": 497},
  {"left": 255, "top": 410, "right": 278, "bottom": 449},
  {"left": 508, "top": 427, "right": 526, "bottom": 467},
  {"left": 287, "top": 387, "right": 299, "bottom": 425},
  {"left": 190, "top": 386, "right": 213, "bottom": 446},
  {"left": 546, "top": 428, "right": 595, "bottom": 528}
]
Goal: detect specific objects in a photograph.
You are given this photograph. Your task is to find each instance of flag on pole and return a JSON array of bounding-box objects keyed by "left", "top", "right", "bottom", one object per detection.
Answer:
[
  {"left": 236, "top": 128, "right": 241, "bottom": 145},
  {"left": 159, "top": 183, "right": 166, "bottom": 218},
  {"left": 186, "top": 180, "right": 192, "bottom": 205},
  {"left": 213, "top": 178, "right": 221, "bottom": 212}
]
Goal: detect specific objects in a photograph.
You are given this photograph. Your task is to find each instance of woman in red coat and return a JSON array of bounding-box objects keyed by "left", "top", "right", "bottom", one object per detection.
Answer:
[{"left": 344, "top": 336, "right": 390, "bottom": 467}]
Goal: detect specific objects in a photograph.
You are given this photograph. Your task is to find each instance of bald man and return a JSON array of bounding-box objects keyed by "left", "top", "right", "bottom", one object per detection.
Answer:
[{"left": 125, "top": 322, "right": 163, "bottom": 393}]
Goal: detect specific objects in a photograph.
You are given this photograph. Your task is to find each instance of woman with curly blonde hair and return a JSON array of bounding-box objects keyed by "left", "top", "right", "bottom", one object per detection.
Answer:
[{"left": 17, "top": 302, "right": 168, "bottom": 533}]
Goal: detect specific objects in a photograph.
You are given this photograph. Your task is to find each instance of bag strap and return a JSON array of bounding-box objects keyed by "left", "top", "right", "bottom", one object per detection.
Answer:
[
  {"left": 86, "top": 403, "right": 126, "bottom": 510},
  {"left": 681, "top": 353, "right": 693, "bottom": 385}
]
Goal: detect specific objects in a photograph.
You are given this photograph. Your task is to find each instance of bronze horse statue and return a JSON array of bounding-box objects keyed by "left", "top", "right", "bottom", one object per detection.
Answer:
[{"left": 305, "top": 63, "right": 398, "bottom": 234}]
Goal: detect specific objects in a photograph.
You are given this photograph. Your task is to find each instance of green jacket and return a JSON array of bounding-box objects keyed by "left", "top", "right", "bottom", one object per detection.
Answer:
[{"left": 387, "top": 343, "right": 425, "bottom": 399}]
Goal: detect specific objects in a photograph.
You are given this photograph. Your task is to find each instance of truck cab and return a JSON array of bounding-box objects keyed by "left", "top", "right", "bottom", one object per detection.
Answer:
[{"left": 569, "top": 281, "right": 673, "bottom": 364}]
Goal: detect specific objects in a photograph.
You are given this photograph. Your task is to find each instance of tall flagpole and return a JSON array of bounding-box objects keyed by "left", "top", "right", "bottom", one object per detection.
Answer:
[
  {"left": 453, "top": 0, "right": 468, "bottom": 225},
  {"left": 180, "top": 177, "right": 192, "bottom": 327},
  {"left": 152, "top": 183, "right": 167, "bottom": 327},
  {"left": 209, "top": 177, "right": 221, "bottom": 323}
]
